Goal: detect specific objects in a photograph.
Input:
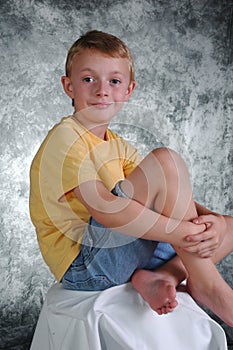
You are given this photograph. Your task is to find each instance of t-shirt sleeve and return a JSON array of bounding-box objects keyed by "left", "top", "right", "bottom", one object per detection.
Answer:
[
  {"left": 121, "top": 138, "right": 142, "bottom": 177},
  {"left": 40, "top": 125, "right": 100, "bottom": 201}
]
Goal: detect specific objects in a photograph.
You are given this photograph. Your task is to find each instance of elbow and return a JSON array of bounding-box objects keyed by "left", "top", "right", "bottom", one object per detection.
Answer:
[{"left": 90, "top": 210, "right": 112, "bottom": 228}]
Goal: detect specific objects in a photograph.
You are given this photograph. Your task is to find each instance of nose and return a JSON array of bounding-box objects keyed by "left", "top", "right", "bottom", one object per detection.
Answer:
[{"left": 95, "top": 80, "right": 109, "bottom": 97}]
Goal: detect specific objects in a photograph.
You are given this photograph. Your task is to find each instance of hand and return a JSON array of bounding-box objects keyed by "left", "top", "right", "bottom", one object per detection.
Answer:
[
  {"left": 167, "top": 220, "right": 206, "bottom": 249},
  {"left": 183, "top": 214, "right": 226, "bottom": 258}
]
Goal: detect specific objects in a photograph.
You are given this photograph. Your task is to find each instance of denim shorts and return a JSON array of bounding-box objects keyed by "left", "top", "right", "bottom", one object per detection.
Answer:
[{"left": 62, "top": 181, "right": 176, "bottom": 291}]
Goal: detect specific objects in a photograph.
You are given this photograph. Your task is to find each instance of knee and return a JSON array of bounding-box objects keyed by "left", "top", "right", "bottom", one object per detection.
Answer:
[
  {"left": 151, "top": 147, "right": 186, "bottom": 175},
  {"left": 151, "top": 147, "right": 182, "bottom": 162}
]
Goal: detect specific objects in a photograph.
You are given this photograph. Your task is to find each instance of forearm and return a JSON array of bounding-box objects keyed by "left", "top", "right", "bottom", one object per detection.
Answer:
[
  {"left": 92, "top": 196, "right": 186, "bottom": 242},
  {"left": 196, "top": 202, "right": 233, "bottom": 232},
  {"left": 224, "top": 215, "right": 233, "bottom": 234},
  {"left": 195, "top": 202, "right": 216, "bottom": 216},
  {"left": 195, "top": 201, "right": 232, "bottom": 233},
  {"left": 75, "top": 181, "right": 205, "bottom": 247}
]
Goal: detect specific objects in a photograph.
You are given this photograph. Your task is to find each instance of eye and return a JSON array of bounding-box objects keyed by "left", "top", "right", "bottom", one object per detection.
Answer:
[
  {"left": 83, "top": 77, "right": 94, "bottom": 83},
  {"left": 110, "top": 79, "right": 121, "bottom": 85}
]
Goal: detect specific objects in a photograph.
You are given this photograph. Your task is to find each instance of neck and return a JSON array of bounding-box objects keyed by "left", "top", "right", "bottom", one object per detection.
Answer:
[
  {"left": 72, "top": 111, "right": 109, "bottom": 140},
  {"left": 89, "top": 124, "right": 109, "bottom": 140}
]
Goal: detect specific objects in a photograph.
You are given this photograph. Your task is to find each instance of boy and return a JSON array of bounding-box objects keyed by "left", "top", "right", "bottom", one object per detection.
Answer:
[{"left": 30, "top": 30, "right": 233, "bottom": 325}]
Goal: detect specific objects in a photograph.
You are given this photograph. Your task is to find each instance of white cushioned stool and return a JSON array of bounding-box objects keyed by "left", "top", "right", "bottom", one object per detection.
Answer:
[{"left": 30, "top": 283, "right": 227, "bottom": 350}]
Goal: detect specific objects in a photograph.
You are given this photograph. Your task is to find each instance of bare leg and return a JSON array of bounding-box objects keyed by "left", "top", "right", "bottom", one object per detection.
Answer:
[
  {"left": 122, "top": 148, "right": 191, "bottom": 313},
  {"left": 184, "top": 217, "right": 233, "bottom": 325},
  {"left": 211, "top": 215, "right": 233, "bottom": 263},
  {"left": 132, "top": 217, "right": 233, "bottom": 316},
  {"left": 121, "top": 148, "right": 233, "bottom": 326}
]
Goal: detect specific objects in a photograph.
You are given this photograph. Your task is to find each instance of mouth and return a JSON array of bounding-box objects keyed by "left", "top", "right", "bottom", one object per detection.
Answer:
[{"left": 91, "top": 102, "right": 113, "bottom": 109}]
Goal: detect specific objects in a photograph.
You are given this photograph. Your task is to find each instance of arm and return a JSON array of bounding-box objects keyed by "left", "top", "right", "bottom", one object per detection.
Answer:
[
  {"left": 183, "top": 201, "right": 227, "bottom": 257},
  {"left": 195, "top": 202, "right": 219, "bottom": 216},
  {"left": 74, "top": 180, "right": 206, "bottom": 249}
]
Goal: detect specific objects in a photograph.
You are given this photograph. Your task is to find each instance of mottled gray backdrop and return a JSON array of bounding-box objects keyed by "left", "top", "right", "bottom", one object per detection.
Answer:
[{"left": 0, "top": 0, "right": 233, "bottom": 349}]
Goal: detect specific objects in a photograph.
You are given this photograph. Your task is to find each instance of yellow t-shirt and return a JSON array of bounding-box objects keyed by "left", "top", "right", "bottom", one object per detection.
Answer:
[{"left": 29, "top": 116, "right": 142, "bottom": 281}]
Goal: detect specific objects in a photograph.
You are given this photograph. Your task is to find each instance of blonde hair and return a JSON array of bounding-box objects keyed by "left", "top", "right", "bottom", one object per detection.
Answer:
[{"left": 65, "top": 30, "right": 135, "bottom": 81}]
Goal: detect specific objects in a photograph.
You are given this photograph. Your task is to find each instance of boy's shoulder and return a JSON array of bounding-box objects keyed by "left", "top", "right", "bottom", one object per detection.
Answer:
[
  {"left": 48, "top": 115, "right": 88, "bottom": 140},
  {"left": 32, "top": 116, "right": 81, "bottom": 161}
]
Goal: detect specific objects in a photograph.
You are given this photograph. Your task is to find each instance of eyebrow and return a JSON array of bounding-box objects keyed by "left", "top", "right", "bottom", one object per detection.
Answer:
[{"left": 80, "top": 68, "right": 125, "bottom": 76}]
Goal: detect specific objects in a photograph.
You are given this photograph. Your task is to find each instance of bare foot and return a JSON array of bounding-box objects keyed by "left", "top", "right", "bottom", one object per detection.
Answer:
[
  {"left": 186, "top": 275, "right": 233, "bottom": 327},
  {"left": 131, "top": 269, "right": 178, "bottom": 314}
]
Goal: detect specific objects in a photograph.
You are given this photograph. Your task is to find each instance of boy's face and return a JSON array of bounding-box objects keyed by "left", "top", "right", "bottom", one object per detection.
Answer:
[{"left": 61, "top": 49, "right": 136, "bottom": 131}]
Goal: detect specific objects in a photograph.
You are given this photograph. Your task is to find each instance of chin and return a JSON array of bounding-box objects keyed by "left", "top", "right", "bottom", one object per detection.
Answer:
[{"left": 84, "top": 106, "right": 117, "bottom": 122}]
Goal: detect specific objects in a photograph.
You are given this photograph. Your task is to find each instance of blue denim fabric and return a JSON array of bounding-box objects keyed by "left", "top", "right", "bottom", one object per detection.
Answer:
[
  {"left": 144, "top": 242, "right": 177, "bottom": 269},
  {"left": 62, "top": 182, "right": 176, "bottom": 291}
]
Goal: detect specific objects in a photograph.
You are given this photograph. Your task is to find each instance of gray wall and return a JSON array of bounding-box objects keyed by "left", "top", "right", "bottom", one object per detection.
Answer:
[{"left": 0, "top": 0, "right": 232, "bottom": 348}]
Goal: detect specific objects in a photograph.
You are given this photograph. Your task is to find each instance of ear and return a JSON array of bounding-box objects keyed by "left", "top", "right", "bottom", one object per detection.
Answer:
[
  {"left": 61, "top": 76, "right": 74, "bottom": 99},
  {"left": 124, "top": 80, "right": 136, "bottom": 101}
]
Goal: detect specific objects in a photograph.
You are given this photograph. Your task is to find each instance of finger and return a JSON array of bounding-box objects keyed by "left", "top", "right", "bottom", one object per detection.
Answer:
[
  {"left": 185, "top": 229, "right": 216, "bottom": 242},
  {"left": 183, "top": 247, "right": 214, "bottom": 258},
  {"left": 198, "top": 250, "right": 214, "bottom": 258},
  {"left": 181, "top": 241, "right": 200, "bottom": 249},
  {"left": 193, "top": 215, "right": 213, "bottom": 226},
  {"left": 198, "top": 245, "right": 216, "bottom": 258},
  {"left": 183, "top": 240, "right": 218, "bottom": 254}
]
